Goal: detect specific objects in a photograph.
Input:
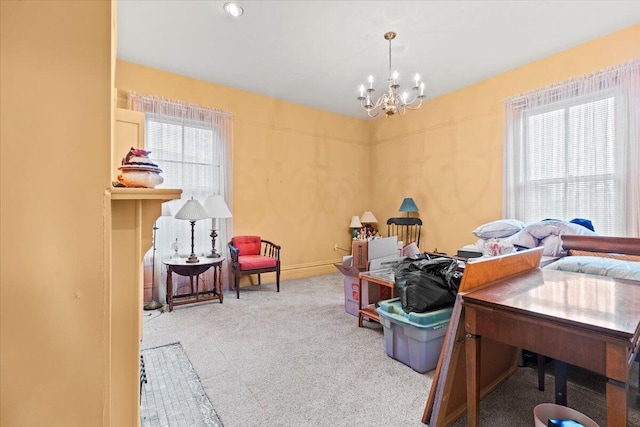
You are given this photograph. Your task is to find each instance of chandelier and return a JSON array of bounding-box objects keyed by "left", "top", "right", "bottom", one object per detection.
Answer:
[{"left": 357, "top": 32, "right": 426, "bottom": 118}]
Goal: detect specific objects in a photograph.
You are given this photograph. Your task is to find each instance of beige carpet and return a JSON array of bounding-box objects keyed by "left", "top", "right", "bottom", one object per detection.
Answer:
[{"left": 141, "top": 272, "right": 639, "bottom": 427}]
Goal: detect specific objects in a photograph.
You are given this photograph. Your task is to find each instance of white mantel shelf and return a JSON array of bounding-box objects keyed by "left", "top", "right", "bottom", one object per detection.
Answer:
[{"left": 107, "top": 187, "right": 182, "bottom": 200}]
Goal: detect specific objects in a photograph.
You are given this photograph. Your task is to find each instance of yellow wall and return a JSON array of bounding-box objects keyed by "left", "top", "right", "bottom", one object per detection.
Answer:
[
  {"left": 370, "top": 24, "right": 640, "bottom": 254},
  {"left": 1, "top": 1, "right": 112, "bottom": 426},
  {"left": 116, "top": 61, "right": 371, "bottom": 278}
]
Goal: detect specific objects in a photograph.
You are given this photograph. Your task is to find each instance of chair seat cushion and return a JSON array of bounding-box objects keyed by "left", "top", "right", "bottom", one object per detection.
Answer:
[{"left": 238, "top": 255, "right": 277, "bottom": 270}]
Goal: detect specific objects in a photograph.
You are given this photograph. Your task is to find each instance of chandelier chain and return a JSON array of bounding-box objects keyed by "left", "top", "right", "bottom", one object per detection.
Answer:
[{"left": 388, "top": 38, "right": 392, "bottom": 77}]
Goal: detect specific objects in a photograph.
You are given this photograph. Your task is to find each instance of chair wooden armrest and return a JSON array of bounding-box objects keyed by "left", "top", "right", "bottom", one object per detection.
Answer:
[{"left": 260, "top": 239, "right": 281, "bottom": 260}]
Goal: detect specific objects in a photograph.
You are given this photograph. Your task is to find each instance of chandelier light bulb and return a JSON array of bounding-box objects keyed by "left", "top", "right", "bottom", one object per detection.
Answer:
[{"left": 356, "top": 32, "right": 426, "bottom": 118}]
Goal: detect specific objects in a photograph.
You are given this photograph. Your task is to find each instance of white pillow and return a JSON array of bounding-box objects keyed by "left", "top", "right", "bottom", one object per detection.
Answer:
[
  {"left": 524, "top": 220, "right": 596, "bottom": 240},
  {"left": 504, "top": 229, "right": 538, "bottom": 249},
  {"left": 472, "top": 219, "right": 525, "bottom": 239}
]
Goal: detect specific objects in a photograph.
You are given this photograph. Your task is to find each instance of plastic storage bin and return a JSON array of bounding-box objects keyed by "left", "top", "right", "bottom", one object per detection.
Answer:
[{"left": 376, "top": 298, "right": 453, "bottom": 373}]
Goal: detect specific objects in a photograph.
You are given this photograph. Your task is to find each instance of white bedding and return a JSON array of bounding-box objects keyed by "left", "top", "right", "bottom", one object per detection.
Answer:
[{"left": 466, "top": 219, "right": 597, "bottom": 257}]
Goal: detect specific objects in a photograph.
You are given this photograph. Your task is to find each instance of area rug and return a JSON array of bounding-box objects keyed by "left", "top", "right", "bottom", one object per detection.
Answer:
[{"left": 140, "top": 342, "right": 223, "bottom": 427}]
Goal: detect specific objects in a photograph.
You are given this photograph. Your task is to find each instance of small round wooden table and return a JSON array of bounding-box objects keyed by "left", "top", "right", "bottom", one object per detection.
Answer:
[{"left": 163, "top": 257, "right": 224, "bottom": 312}]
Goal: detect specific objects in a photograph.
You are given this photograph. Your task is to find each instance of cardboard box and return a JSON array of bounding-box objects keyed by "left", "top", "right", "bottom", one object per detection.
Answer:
[
  {"left": 351, "top": 241, "right": 368, "bottom": 269},
  {"left": 334, "top": 262, "right": 382, "bottom": 316},
  {"left": 335, "top": 242, "right": 404, "bottom": 317},
  {"left": 367, "top": 236, "right": 398, "bottom": 261},
  {"left": 369, "top": 255, "right": 405, "bottom": 271},
  {"left": 343, "top": 275, "right": 382, "bottom": 317}
]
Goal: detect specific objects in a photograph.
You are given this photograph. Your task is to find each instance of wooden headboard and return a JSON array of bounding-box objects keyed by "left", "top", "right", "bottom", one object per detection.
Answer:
[{"left": 561, "top": 235, "right": 640, "bottom": 261}]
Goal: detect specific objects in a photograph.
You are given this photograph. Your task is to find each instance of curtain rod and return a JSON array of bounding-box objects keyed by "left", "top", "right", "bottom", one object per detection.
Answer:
[{"left": 503, "top": 58, "right": 639, "bottom": 105}]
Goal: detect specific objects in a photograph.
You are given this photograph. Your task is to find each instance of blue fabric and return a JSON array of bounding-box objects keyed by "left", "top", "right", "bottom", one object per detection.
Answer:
[{"left": 569, "top": 218, "right": 595, "bottom": 232}]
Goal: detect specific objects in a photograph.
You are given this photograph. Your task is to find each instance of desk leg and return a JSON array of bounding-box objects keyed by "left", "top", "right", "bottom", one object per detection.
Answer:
[
  {"left": 605, "top": 344, "right": 629, "bottom": 426},
  {"left": 357, "top": 277, "right": 363, "bottom": 328},
  {"left": 606, "top": 379, "right": 628, "bottom": 426},
  {"left": 465, "top": 312, "right": 480, "bottom": 427},
  {"left": 166, "top": 267, "right": 174, "bottom": 312}
]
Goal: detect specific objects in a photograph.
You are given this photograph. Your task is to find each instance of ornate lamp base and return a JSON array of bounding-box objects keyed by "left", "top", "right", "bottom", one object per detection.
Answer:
[{"left": 208, "top": 229, "right": 219, "bottom": 258}]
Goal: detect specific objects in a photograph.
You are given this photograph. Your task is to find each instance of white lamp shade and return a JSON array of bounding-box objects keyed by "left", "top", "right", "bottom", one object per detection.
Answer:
[
  {"left": 161, "top": 202, "right": 172, "bottom": 217},
  {"left": 360, "top": 210, "right": 378, "bottom": 223},
  {"left": 202, "top": 195, "right": 232, "bottom": 218},
  {"left": 174, "top": 198, "right": 210, "bottom": 221},
  {"left": 349, "top": 215, "right": 362, "bottom": 228}
]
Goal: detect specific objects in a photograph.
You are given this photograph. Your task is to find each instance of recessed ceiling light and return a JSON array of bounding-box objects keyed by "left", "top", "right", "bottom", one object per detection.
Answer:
[{"left": 224, "top": 2, "right": 244, "bottom": 17}]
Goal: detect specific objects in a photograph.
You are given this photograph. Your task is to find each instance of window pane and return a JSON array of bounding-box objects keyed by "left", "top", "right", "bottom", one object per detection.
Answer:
[{"left": 527, "top": 108, "right": 566, "bottom": 180}]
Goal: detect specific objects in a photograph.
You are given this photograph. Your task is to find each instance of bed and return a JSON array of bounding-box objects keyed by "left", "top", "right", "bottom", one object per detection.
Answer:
[{"left": 540, "top": 234, "right": 640, "bottom": 399}]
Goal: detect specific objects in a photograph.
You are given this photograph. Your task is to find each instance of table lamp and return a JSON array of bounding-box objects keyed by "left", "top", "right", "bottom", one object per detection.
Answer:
[
  {"left": 399, "top": 198, "right": 419, "bottom": 217},
  {"left": 203, "top": 195, "right": 233, "bottom": 258},
  {"left": 174, "top": 197, "right": 210, "bottom": 263},
  {"left": 349, "top": 215, "right": 362, "bottom": 238},
  {"left": 360, "top": 210, "right": 378, "bottom": 225}
]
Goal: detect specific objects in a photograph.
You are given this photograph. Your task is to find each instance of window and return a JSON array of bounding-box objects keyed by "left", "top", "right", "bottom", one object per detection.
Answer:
[
  {"left": 129, "top": 93, "right": 233, "bottom": 298},
  {"left": 504, "top": 60, "right": 639, "bottom": 237},
  {"left": 146, "top": 114, "right": 222, "bottom": 255}
]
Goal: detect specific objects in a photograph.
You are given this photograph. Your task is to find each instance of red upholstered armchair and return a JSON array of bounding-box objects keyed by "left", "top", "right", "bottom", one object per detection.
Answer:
[{"left": 228, "top": 236, "right": 281, "bottom": 298}]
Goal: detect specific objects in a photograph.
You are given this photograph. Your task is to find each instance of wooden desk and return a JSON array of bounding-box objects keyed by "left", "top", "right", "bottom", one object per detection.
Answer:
[
  {"left": 357, "top": 269, "right": 395, "bottom": 327},
  {"left": 164, "top": 257, "right": 224, "bottom": 312},
  {"left": 463, "top": 268, "right": 640, "bottom": 427}
]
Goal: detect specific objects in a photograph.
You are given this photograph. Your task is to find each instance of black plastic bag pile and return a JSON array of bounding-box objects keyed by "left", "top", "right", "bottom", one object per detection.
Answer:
[{"left": 394, "top": 254, "right": 462, "bottom": 313}]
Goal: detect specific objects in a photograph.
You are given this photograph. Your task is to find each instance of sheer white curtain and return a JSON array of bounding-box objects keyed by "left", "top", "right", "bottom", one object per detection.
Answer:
[
  {"left": 130, "top": 93, "right": 234, "bottom": 302},
  {"left": 503, "top": 60, "right": 639, "bottom": 237}
]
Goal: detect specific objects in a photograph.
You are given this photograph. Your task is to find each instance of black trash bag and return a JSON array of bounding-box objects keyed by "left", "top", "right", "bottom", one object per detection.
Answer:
[{"left": 394, "top": 254, "right": 462, "bottom": 313}]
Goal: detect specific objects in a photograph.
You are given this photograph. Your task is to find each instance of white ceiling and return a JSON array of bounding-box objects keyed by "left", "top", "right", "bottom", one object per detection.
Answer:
[{"left": 116, "top": 1, "right": 640, "bottom": 119}]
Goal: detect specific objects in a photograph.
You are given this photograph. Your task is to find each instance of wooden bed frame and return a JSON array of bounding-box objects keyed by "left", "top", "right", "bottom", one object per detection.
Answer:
[{"left": 561, "top": 235, "right": 640, "bottom": 259}]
